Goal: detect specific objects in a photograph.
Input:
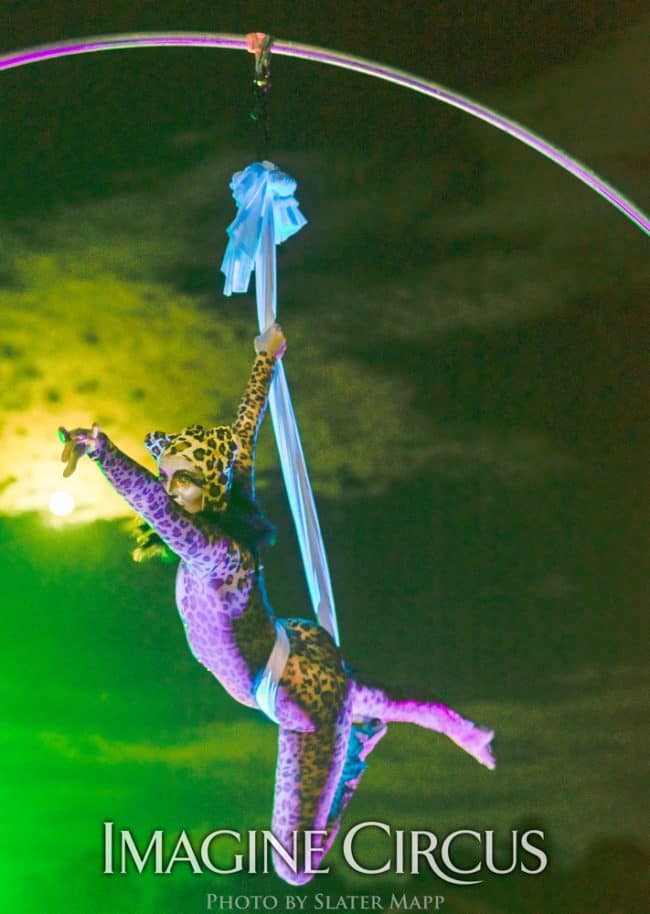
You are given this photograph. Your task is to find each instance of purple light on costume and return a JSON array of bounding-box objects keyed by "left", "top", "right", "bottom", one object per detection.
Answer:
[{"left": 1, "top": 31, "right": 647, "bottom": 235}]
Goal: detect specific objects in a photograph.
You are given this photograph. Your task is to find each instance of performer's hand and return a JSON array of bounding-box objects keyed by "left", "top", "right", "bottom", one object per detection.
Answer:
[
  {"left": 58, "top": 424, "right": 101, "bottom": 477},
  {"left": 255, "top": 323, "right": 286, "bottom": 360}
]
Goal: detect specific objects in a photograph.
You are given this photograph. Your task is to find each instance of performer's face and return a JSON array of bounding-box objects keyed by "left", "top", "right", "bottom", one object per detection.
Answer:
[{"left": 158, "top": 453, "right": 205, "bottom": 514}]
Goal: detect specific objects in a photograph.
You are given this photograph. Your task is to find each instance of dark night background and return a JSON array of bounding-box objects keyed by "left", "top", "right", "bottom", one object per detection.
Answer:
[{"left": 1, "top": 2, "right": 648, "bottom": 912}]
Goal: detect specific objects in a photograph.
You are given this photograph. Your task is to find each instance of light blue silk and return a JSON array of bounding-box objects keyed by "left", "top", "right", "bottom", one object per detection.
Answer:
[
  {"left": 221, "top": 161, "right": 307, "bottom": 296},
  {"left": 253, "top": 620, "right": 291, "bottom": 724},
  {"left": 221, "top": 161, "right": 340, "bottom": 670}
]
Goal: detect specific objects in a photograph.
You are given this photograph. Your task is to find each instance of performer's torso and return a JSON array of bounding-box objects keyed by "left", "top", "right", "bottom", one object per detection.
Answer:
[
  {"left": 174, "top": 539, "right": 348, "bottom": 730},
  {"left": 175, "top": 542, "right": 275, "bottom": 707}
]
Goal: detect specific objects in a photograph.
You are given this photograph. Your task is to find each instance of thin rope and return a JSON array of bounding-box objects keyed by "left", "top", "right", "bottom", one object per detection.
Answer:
[
  {"left": 0, "top": 31, "right": 647, "bottom": 234},
  {"left": 246, "top": 32, "right": 273, "bottom": 161}
]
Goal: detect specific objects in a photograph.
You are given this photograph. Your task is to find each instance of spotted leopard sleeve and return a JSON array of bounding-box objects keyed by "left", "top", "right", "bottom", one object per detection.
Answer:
[
  {"left": 90, "top": 434, "right": 226, "bottom": 571},
  {"left": 232, "top": 350, "right": 277, "bottom": 499}
]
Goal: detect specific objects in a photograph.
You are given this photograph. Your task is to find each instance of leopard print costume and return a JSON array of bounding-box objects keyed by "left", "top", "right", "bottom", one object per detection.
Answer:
[
  {"left": 144, "top": 424, "right": 239, "bottom": 511},
  {"left": 83, "top": 347, "right": 495, "bottom": 885}
]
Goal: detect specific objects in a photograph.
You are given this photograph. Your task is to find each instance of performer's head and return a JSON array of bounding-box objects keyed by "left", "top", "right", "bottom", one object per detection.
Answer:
[{"left": 145, "top": 424, "right": 239, "bottom": 514}]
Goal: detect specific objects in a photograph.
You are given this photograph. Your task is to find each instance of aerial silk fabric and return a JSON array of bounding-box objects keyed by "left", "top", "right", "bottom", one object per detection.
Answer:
[
  {"left": 221, "top": 161, "right": 307, "bottom": 295},
  {"left": 221, "top": 162, "right": 340, "bottom": 719}
]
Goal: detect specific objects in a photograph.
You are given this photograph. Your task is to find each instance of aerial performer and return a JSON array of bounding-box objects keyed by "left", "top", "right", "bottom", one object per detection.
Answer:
[
  {"left": 10, "top": 14, "right": 643, "bottom": 887},
  {"left": 59, "top": 322, "right": 495, "bottom": 885}
]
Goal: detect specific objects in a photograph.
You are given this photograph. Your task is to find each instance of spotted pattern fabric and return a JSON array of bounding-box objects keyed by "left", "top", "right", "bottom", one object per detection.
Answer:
[
  {"left": 86, "top": 350, "right": 494, "bottom": 885},
  {"left": 143, "top": 352, "right": 276, "bottom": 510},
  {"left": 232, "top": 352, "right": 275, "bottom": 499},
  {"left": 144, "top": 424, "right": 239, "bottom": 512}
]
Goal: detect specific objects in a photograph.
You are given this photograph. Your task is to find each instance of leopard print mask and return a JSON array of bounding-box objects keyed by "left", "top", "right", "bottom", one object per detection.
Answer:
[{"left": 145, "top": 424, "right": 240, "bottom": 511}]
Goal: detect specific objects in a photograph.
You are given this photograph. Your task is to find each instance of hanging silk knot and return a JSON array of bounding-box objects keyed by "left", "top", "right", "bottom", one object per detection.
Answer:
[{"left": 221, "top": 161, "right": 307, "bottom": 296}]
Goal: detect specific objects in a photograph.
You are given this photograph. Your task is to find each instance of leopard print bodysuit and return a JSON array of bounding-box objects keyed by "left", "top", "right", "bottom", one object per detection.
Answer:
[{"left": 85, "top": 349, "right": 495, "bottom": 884}]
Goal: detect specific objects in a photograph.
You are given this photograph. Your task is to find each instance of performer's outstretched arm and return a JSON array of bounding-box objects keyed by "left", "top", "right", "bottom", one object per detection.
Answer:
[
  {"left": 59, "top": 426, "right": 224, "bottom": 570},
  {"left": 232, "top": 323, "right": 286, "bottom": 499}
]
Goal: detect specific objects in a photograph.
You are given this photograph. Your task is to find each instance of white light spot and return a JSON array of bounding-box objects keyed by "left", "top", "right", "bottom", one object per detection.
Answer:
[{"left": 49, "top": 490, "right": 75, "bottom": 517}]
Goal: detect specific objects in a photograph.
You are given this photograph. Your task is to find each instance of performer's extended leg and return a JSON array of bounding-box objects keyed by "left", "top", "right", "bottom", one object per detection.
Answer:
[
  {"left": 324, "top": 716, "right": 388, "bottom": 831},
  {"left": 271, "top": 699, "right": 352, "bottom": 885},
  {"left": 350, "top": 681, "right": 495, "bottom": 769},
  {"left": 320, "top": 683, "right": 494, "bottom": 839}
]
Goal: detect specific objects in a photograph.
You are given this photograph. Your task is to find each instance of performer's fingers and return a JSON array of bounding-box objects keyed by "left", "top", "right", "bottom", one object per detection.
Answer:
[
  {"left": 62, "top": 450, "right": 77, "bottom": 477},
  {"left": 62, "top": 442, "right": 85, "bottom": 477},
  {"left": 61, "top": 439, "right": 73, "bottom": 464}
]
